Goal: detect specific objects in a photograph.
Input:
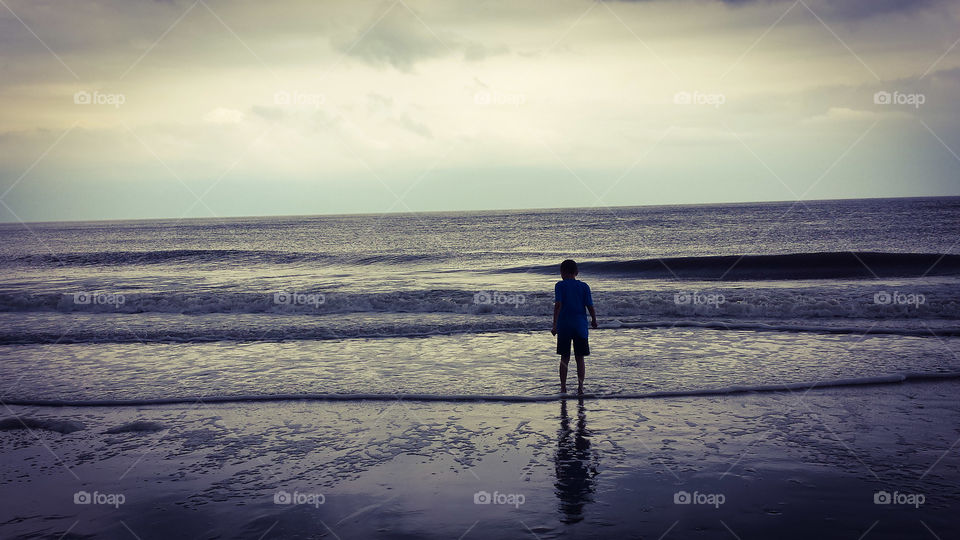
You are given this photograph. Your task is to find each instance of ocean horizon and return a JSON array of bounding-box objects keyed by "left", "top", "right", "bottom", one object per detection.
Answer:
[{"left": 5, "top": 194, "right": 949, "bottom": 226}]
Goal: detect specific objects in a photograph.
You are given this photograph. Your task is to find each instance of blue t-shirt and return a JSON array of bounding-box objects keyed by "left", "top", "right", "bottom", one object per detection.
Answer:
[{"left": 554, "top": 279, "right": 593, "bottom": 338}]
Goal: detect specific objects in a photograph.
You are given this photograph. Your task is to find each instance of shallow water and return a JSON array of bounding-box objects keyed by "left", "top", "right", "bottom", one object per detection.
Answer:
[{"left": 2, "top": 327, "right": 958, "bottom": 402}]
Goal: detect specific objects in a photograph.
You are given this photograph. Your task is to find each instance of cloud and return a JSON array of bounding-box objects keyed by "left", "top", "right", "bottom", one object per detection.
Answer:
[
  {"left": 611, "top": 0, "right": 945, "bottom": 20},
  {"left": 800, "top": 0, "right": 941, "bottom": 20},
  {"left": 331, "top": 3, "right": 504, "bottom": 70},
  {"left": 202, "top": 107, "right": 245, "bottom": 124},
  {"left": 1, "top": 0, "right": 959, "bottom": 221},
  {"left": 396, "top": 113, "right": 433, "bottom": 138},
  {"left": 802, "top": 107, "right": 909, "bottom": 124}
]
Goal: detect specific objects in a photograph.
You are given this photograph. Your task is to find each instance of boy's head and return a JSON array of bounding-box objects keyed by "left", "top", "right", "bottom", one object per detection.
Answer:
[{"left": 560, "top": 259, "right": 578, "bottom": 279}]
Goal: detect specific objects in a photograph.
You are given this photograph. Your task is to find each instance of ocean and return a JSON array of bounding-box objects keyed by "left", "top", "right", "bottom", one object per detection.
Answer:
[
  {"left": 1, "top": 196, "right": 959, "bottom": 403},
  {"left": 3, "top": 197, "right": 960, "bottom": 539}
]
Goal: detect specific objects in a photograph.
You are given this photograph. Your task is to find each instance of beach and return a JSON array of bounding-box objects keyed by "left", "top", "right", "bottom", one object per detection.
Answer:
[
  {"left": 1, "top": 198, "right": 959, "bottom": 538},
  {"left": 3, "top": 380, "right": 959, "bottom": 539}
]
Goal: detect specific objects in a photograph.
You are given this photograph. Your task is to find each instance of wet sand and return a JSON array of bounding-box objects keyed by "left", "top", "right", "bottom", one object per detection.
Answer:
[{"left": 2, "top": 381, "right": 959, "bottom": 539}]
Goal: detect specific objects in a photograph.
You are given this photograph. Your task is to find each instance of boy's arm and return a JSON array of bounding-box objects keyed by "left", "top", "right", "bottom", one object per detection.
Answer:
[
  {"left": 552, "top": 302, "right": 561, "bottom": 335},
  {"left": 584, "top": 283, "right": 597, "bottom": 328}
]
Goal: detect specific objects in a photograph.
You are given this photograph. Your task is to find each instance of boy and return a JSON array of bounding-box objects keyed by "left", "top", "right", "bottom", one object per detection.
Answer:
[{"left": 551, "top": 259, "right": 598, "bottom": 394}]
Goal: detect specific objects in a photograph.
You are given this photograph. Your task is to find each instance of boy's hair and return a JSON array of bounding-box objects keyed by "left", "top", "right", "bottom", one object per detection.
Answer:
[{"left": 560, "top": 259, "right": 578, "bottom": 276}]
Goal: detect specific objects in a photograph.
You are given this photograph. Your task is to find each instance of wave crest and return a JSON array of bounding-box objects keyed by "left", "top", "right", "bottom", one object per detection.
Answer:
[
  {"left": 4, "top": 250, "right": 453, "bottom": 267},
  {"left": 505, "top": 252, "right": 960, "bottom": 280}
]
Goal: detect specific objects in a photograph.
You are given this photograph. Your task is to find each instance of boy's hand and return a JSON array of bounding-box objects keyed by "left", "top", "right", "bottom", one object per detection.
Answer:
[
  {"left": 550, "top": 326, "right": 558, "bottom": 336},
  {"left": 591, "top": 319, "right": 598, "bottom": 329}
]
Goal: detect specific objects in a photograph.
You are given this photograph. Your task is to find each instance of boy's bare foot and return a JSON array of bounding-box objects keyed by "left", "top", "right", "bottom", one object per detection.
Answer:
[
  {"left": 560, "top": 385, "right": 567, "bottom": 394},
  {"left": 577, "top": 385, "right": 584, "bottom": 395}
]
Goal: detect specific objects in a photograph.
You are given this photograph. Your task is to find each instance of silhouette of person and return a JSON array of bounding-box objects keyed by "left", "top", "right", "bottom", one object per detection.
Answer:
[{"left": 554, "top": 397, "right": 599, "bottom": 524}]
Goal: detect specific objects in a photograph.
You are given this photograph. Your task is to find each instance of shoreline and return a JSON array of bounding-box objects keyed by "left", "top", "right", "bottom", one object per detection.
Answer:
[
  {"left": 2, "top": 381, "right": 959, "bottom": 539},
  {"left": 5, "top": 370, "right": 960, "bottom": 407}
]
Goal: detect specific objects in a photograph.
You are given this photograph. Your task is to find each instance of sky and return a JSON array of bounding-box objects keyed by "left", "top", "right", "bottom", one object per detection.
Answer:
[{"left": 0, "top": 0, "right": 958, "bottom": 222}]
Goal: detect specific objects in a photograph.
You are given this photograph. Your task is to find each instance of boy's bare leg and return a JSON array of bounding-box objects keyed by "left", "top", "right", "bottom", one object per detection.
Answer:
[
  {"left": 575, "top": 355, "right": 585, "bottom": 393},
  {"left": 559, "top": 355, "right": 570, "bottom": 392}
]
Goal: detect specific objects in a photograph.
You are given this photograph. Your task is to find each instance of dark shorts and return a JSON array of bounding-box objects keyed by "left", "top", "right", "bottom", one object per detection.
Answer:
[{"left": 557, "top": 332, "right": 590, "bottom": 357}]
